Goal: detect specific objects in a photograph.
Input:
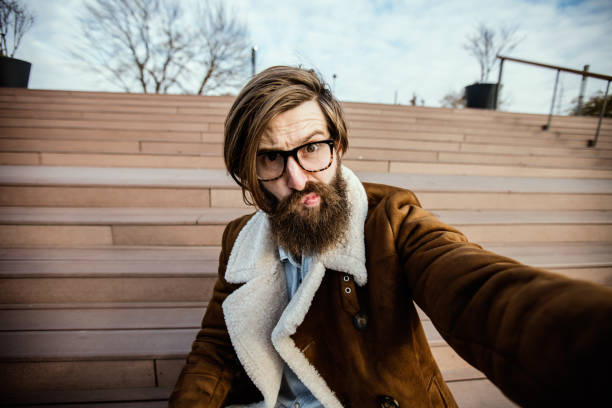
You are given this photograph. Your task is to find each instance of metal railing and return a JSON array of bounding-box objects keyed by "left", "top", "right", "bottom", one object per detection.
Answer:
[{"left": 496, "top": 55, "right": 611, "bottom": 147}]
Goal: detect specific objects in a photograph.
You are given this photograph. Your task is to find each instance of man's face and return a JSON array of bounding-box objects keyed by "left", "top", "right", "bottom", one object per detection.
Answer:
[
  {"left": 258, "top": 99, "right": 341, "bottom": 207},
  {"left": 258, "top": 99, "right": 348, "bottom": 257}
]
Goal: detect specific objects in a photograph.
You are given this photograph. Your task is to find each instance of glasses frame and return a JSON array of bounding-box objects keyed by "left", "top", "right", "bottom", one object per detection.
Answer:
[{"left": 256, "top": 139, "right": 335, "bottom": 181}]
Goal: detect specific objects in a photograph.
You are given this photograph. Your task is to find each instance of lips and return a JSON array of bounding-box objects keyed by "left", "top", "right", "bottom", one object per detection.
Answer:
[{"left": 301, "top": 192, "right": 321, "bottom": 207}]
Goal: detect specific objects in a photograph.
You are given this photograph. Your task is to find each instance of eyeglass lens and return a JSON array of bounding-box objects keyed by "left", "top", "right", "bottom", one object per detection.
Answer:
[{"left": 256, "top": 140, "right": 333, "bottom": 181}]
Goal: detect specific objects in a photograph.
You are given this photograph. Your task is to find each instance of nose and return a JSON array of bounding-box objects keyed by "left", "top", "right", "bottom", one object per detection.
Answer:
[{"left": 284, "top": 156, "right": 308, "bottom": 191}]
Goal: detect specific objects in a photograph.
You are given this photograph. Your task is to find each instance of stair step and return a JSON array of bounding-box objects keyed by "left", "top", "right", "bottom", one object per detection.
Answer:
[
  {"left": 0, "top": 352, "right": 501, "bottom": 407},
  {"left": 2, "top": 166, "right": 612, "bottom": 210},
  {"left": 0, "top": 243, "right": 607, "bottom": 273},
  {"left": 0, "top": 165, "right": 234, "bottom": 187},
  {"left": 0, "top": 117, "right": 211, "bottom": 133},
  {"left": 0, "top": 207, "right": 609, "bottom": 246},
  {"left": 0, "top": 276, "right": 215, "bottom": 304},
  {"left": 34, "top": 152, "right": 226, "bottom": 169},
  {"left": 3, "top": 103, "right": 606, "bottom": 138},
  {"left": 2, "top": 243, "right": 608, "bottom": 272},
  {"left": 0, "top": 242, "right": 609, "bottom": 305},
  {"left": 0, "top": 246, "right": 219, "bottom": 303},
  {"left": 0, "top": 206, "right": 252, "bottom": 225},
  {"left": 4, "top": 165, "right": 611, "bottom": 192},
  {"left": 0, "top": 246, "right": 219, "bottom": 261},
  {"left": 0, "top": 98, "right": 228, "bottom": 114},
  {"left": 1, "top": 88, "right": 609, "bottom": 130},
  {"left": 4, "top": 149, "right": 612, "bottom": 174},
  {"left": 0, "top": 108, "right": 226, "bottom": 124},
  {"left": 435, "top": 210, "right": 612, "bottom": 224},
  {"left": 4, "top": 110, "right": 607, "bottom": 139},
  {"left": 0, "top": 259, "right": 217, "bottom": 277},
  {"left": 1, "top": 386, "right": 172, "bottom": 406},
  {"left": 0, "top": 127, "right": 212, "bottom": 143},
  {"left": 0, "top": 323, "right": 441, "bottom": 362},
  {"left": 389, "top": 161, "right": 612, "bottom": 179},
  {"left": 0, "top": 306, "right": 207, "bottom": 331},
  {"left": 457, "top": 224, "right": 611, "bottom": 243},
  {"left": 0, "top": 138, "right": 143, "bottom": 154},
  {"left": 0, "top": 328, "right": 197, "bottom": 361},
  {"left": 2, "top": 136, "right": 612, "bottom": 171},
  {"left": 2, "top": 207, "right": 609, "bottom": 226},
  {"left": 0, "top": 326, "right": 444, "bottom": 364},
  {"left": 3, "top": 185, "right": 611, "bottom": 210}
]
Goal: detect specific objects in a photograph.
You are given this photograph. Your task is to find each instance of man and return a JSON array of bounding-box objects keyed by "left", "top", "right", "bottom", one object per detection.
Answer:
[{"left": 170, "top": 66, "right": 612, "bottom": 408}]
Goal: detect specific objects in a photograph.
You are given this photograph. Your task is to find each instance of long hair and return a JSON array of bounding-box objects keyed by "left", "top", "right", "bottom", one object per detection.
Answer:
[{"left": 224, "top": 66, "right": 349, "bottom": 212}]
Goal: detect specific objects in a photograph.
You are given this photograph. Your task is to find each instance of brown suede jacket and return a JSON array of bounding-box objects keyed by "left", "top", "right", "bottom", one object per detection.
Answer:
[{"left": 170, "top": 169, "right": 612, "bottom": 408}]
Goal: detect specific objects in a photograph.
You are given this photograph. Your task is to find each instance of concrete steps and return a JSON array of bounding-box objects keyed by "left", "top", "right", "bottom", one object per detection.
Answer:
[
  {"left": 2, "top": 88, "right": 611, "bottom": 174},
  {"left": 1, "top": 90, "right": 609, "bottom": 135},
  {"left": 1, "top": 88, "right": 610, "bottom": 407},
  {"left": 0, "top": 318, "right": 496, "bottom": 407}
]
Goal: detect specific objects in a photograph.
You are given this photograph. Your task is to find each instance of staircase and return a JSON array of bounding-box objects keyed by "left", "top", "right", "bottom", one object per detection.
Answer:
[{"left": 1, "top": 88, "right": 611, "bottom": 407}]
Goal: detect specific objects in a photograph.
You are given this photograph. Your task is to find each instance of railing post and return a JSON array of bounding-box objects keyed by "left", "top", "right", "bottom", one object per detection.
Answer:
[
  {"left": 543, "top": 69, "right": 561, "bottom": 131},
  {"left": 588, "top": 80, "right": 610, "bottom": 148},
  {"left": 576, "top": 64, "right": 590, "bottom": 115},
  {"left": 495, "top": 57, "right": 504, "bottom": 110}
]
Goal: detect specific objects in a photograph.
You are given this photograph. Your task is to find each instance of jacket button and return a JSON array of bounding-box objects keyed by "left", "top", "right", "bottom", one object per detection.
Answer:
[
  {"left": 378, "top": 395, "right": 399, "bottom": 408},
  {"left": 353, "top": 312, "right": 368, "bottom": 331}
]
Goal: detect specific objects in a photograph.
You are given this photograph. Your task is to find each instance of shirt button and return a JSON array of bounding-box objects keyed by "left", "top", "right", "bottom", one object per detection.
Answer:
[
  {"left": 343, "top": 275, "right": 350, "bottom": 281},
  {"left": 353, "top": 312, "right": 368, "bottom": 331}
]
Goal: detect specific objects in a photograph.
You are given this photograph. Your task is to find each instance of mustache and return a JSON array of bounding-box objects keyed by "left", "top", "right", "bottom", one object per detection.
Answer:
[{"left": 274, "top": 181, "right": 333, "bottom": 213}]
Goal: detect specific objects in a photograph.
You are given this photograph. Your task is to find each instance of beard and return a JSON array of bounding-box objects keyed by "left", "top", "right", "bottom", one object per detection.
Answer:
[{"left": 266, "top": 167, "right": 350, "bottom": 259}]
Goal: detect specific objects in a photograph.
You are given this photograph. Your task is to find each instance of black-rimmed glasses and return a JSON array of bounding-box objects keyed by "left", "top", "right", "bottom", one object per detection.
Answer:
[{"left": 256, "top": 139, "right": 335, "bottom": 181}]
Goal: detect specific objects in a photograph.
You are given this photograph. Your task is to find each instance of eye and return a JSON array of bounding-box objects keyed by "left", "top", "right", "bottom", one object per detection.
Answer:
[
  {"left": 263, "top": 152, "right": 279, "bottom": 162},
  {"left": 304, "top": 143, "right": 319, "bottom": 153}
]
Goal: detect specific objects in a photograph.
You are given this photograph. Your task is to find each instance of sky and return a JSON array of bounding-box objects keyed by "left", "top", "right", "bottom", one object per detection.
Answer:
[{"left": 15, "top": 0, "right": 612, "bottom": 115}]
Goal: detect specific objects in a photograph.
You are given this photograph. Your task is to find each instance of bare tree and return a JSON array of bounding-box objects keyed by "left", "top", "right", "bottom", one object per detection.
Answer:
[
  {"left": 0, "top": 0, "right": 35, "bottom": 58},
  {"left": 464, "top": 23, "right": 522, "bottom": 83},
  {"left": 72, "top": 0, "right": 250, "bottom": 94},
  {"left": 191, "top": 2, "right": 251, "bottom": 94}
]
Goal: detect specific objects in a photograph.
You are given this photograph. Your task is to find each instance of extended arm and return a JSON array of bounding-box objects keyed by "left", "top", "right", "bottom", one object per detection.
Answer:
[{"left": 381, "top": 191, "right": 612, "bottom": 407}]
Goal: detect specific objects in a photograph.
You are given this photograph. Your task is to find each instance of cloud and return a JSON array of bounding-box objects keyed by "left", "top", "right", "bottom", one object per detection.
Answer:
[{"left": 18, "top": 0, "right": 612, "bottom": 114}]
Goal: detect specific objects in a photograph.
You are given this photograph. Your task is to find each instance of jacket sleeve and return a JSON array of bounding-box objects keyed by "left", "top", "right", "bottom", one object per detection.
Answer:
[
  {"left": 169, "top": 218, "right": 245, "bottom": 407},
  {"left": 383, "top": 191, "right": 612, "bottom": 407}
]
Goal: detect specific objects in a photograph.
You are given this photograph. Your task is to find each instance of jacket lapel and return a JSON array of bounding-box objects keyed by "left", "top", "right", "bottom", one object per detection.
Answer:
[
  {"left": 223, "top": 166, "right": 368, "bottom": 408},
  {"left": 223, "top": 211, "right": 287, "bottom": 407}
]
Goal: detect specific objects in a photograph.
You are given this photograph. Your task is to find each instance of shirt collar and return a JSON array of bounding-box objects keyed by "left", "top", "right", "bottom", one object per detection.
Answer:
[{"left": 278, "top": 246, "right": 308, "bottom": 270}]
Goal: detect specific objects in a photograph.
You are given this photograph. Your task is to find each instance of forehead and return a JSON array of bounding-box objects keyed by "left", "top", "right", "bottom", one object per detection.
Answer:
[{"left": 259, "top": 100, "right": 329, "bottom": 150}]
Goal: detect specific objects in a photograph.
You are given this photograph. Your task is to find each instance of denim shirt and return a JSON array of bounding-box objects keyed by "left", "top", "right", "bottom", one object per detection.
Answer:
[{"left": 276, "top": 247, "right": 323, "bottom": 408}]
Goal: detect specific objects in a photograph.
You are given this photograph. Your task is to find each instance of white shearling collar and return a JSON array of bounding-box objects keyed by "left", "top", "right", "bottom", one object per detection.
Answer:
[
  {"left": 225, "top": 165, "right": 368, "bottom": 286},
  {"left": 222, "top": 166, "right": 368, "bottom": 408}
]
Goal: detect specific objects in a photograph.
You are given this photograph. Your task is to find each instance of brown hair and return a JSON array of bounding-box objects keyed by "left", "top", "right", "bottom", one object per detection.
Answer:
[{"left": 224, "top": 66, "right": 349, "bottom": 211}]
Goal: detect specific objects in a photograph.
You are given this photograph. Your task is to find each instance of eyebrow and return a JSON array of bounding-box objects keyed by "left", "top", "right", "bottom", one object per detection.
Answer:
[{"left": 258, "top": 130, "right": 327, "bottom": 152}]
